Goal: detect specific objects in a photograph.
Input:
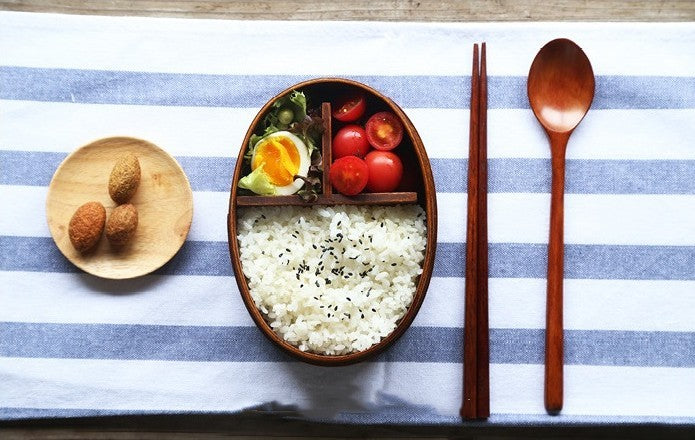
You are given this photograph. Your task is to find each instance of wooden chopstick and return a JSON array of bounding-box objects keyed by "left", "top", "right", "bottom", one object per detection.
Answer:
[
  {"left": 476, "top": 42, "right": 490, "bottom": 419},
  {"left": 462, "top": 43, "right": 480, "bottom": 420},
  {"left": 461, "top": 42, "right": 490, "bottom": 420}
]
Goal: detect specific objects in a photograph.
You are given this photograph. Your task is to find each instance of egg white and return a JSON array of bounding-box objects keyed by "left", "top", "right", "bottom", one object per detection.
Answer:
[{"left": 251, "top": 131, "right": 311, "bottom": 195}]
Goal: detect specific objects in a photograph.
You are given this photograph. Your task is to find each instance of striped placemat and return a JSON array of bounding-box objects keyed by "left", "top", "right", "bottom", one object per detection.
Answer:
[{"left": 1, "top": 12, "right": 693, "bottom": 424}]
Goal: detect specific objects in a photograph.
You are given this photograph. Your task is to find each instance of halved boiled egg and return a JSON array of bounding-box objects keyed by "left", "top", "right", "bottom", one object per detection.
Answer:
[{"left": 248, "top": 131, "right": 310, "bottom": 195}]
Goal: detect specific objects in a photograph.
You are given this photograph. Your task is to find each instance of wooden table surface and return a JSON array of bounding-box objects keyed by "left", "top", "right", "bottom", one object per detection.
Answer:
[
  {"left": 1, "top": 0, "right": 694, "bottom": 21},
  {"left": 1, "top": 1, "right": 694, "bottom": 439}
]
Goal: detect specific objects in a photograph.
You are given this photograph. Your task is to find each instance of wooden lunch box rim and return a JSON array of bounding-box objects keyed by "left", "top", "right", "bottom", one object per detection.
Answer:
[{"left": 226, "top": 77, "right": 438, "bottom": 366}]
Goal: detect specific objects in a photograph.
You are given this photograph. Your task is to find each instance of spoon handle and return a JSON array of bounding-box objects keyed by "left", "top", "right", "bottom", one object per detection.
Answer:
[{"left": 545, "top": 132, "right": 569, "bottom": 414}]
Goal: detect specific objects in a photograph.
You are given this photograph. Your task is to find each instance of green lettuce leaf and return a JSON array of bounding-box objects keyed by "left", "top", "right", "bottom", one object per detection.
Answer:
[{"left": 238, "top": 164, "right": 276, "bottom": 195}]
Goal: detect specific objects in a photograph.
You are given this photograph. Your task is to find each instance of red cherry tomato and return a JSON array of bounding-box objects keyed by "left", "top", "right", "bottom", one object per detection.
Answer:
[
  {"left": 332, "top": 92, "right": 366, "bottom": 122},
  {"left": 332, "top": 125, "right": 370, "bottom": 159},
  {"left": 365, "top": 111, "right": 403, "bottom": 151},
  {"left": 364, "top": 150, "right": 403, "bottom": 192},
  {"left": 329, "top": 156, "right": 369, "bottom": 196}
]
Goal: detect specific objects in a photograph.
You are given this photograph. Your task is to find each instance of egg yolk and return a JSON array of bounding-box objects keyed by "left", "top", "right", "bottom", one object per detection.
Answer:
[{"left": 252, "top": 136, "right": 301, "bottom": 186}]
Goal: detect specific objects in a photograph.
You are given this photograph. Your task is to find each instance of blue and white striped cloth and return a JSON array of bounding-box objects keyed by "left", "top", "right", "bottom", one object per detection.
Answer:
[{"left": 1, "top": 12, "right": 694, "bottom": 425}]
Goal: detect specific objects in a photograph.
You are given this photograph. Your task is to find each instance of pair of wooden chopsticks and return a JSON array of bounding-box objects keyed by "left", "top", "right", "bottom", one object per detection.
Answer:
[{"left": 461, "top": 42, "right": 489, "bottom": 420}]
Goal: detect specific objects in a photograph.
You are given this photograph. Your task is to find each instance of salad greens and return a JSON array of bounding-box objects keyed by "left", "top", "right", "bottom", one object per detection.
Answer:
[
  {"left": 238, "top": 163, "right": 276, "bottom": 195},
  {"left": 240, "top": 90, "right": 324, "bottom": 200},
  {"left": 248, "top": 91, "right": 322, "bottom": 155}
]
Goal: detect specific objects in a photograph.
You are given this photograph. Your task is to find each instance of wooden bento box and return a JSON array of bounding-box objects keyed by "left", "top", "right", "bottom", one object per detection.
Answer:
[{"left": 227, "top": 78, "right": 437, "bottom": 365}]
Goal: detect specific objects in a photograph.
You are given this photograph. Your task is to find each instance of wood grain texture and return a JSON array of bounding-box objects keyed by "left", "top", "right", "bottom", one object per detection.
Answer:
[
  {"left": 1, "top": 0, "right": 694, "bottom": 21},
  {"left": 461, "top": 41, "right": 489, "bottom": 421},
  {"left": 545, "top": 134, "right": 568, "bottom": 414},
  {"left": 475, "top": 41, "right": 489, "bottom": 419},
  {"left": 46, "top": 136, "right": 193, "bottom": 279},
  {"left": 527, "top": 38, "right": 595, "bottom": 414},
  {"left": 461, "top": 42, "right": 480, "bottom": 421}
]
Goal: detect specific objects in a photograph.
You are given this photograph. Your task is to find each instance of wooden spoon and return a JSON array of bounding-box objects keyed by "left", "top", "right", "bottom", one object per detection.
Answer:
[{"left": 527, "top": 38, "right": 595, "bottom": 414}]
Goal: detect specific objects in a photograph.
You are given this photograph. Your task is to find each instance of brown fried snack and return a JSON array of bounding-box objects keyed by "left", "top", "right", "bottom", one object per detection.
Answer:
[
  {"left": 68, "top": 201, "right": 106, "bottom": 252},
  {"left": 105, "top": 203, "right": 139, "bottom": 246},
  {"left": 108, "top": 153, "right": 141, "bottom": 203}
]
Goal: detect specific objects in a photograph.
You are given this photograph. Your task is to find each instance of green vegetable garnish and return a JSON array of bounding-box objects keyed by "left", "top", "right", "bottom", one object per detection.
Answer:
[
  {"left": 238, "top": 163, "right": 276, "bottom": 195},
  {"left": 240, "top": 90, "right": 324, "bottom": 199},
  {"left": 277, "top": 107, "right": 295, "bottom": 125}
]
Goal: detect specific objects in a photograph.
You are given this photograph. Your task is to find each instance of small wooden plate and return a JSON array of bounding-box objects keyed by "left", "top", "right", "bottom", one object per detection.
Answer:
[
  {"left": 228, "top": 78, "right": 438, "bottom": 366},
  {"left": 46, "top": 137, "right": 193, "bottom": 279}
]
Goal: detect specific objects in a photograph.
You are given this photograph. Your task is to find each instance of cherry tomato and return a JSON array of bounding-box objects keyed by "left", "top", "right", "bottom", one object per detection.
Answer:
[
  {"left": 332, "top": 125, "right": 370, "bottom": 159},
  {"left": 365, "top": 111, "right": 403, "bottom": 151},
  {"left": 364, "top": 150, "right": 403, "bottom": 192},
  {"left": 332, "top": 92, "right": 366, "bottom": 122},
  {"left": 329, "top": 156, "right": 369, "bottom": 196}
]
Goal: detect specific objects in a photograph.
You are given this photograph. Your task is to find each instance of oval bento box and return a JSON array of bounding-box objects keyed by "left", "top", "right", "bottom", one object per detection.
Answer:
[{"left": 227, "top": 78, "right": 437, "bottom": 366}]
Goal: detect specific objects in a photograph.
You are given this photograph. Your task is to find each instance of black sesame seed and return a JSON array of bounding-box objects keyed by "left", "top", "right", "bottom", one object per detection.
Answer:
[
  {"left": 278, "top": 253, "right": 283, "bottom": 258},
  {"left": 347, "top": 297, "right": 351, "bottom": 301},
  {"left": 261, "top": 214, "right": 266, "bottom": 219},
  {"left": 371, "top": 308, "right": 376, "bottom": 312},
  {"left": 391, "top": 263, "right": 397, "bottom": 266},
  {"left": 337, "top": 221, "right": 342, "bottom": 226},
  {"left": 312, "top": 244, "right": 317, "bottom": 249},
  {"left": 286, "top": 248, "right": 291, "bottom": 252},
  {"left": 334, "top": 305, "right": 338, "bottom": 311},
  {"left": 315, "top": 281, "right": 320, "bottom": 287},
  {"left": 325, "top": 278, "right": 332, "bottom": 285},
  {"left": 361, "top": 314, "right": 365, "bottom": 319}
]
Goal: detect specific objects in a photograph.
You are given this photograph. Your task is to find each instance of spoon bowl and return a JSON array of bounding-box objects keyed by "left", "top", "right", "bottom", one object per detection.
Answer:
[
  {"left": 527, "top": 38, "right": 595, "bottom": 415},
  {"left": 528, "top": 38, "right": 595, "bottom": 133}
]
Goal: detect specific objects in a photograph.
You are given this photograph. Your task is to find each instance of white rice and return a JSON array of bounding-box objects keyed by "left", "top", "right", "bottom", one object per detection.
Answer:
[{"left": 237, "top": 204, "right": 427, "bottom": 355}]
